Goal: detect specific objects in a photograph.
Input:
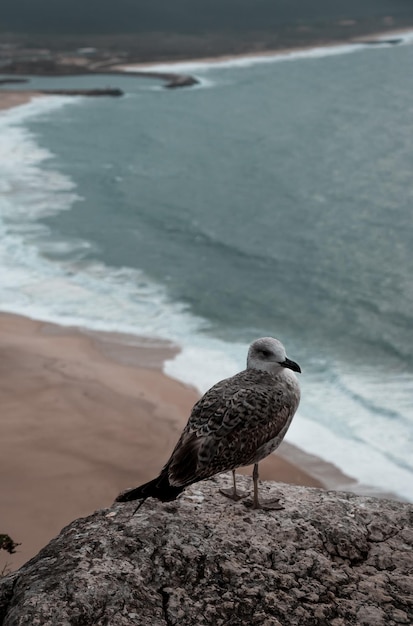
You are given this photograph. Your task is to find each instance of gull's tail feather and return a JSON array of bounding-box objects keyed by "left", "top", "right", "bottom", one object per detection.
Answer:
[{"left": 115, "top": 471, "right": 184, "bottom": 503}]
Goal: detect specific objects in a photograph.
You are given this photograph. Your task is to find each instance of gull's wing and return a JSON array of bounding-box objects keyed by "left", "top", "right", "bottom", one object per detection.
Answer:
[{"left": 166, "top": 369, "right": 300, "bottom": 487}]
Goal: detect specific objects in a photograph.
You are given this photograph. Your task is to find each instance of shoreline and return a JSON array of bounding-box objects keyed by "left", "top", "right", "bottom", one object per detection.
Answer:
[
  {"left": 0, "top": 90, "right": 42, "bottom": 110},
  {"left": 117, "top": 26, "right": 413, "bottom": 71},
  {"left": 1, "top": 26, "right": 412, "bottom": 101}
]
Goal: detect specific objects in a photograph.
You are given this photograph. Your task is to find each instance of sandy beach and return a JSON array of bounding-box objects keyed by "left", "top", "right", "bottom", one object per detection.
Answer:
[
  {"left": 0, "top": 91, "right": 41, "bottom": 111},
  {"left": 0, "top": 312, "right": 326, "bottom": 572}
]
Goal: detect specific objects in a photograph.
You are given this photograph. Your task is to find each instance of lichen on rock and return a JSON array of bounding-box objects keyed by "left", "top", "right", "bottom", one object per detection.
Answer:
[{"left": 0, "top": 476, "right": 412, "bottom": 625}]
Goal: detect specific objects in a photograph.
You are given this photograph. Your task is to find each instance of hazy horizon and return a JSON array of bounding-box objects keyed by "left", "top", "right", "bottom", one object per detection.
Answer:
[{"left": 1, "top": 0, "right": 413, "bottom": 35}]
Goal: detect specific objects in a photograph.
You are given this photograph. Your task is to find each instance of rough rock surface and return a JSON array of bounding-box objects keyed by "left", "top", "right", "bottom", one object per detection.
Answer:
[{"left": 0, "top": 476, "right": 412, "bottom": 626}]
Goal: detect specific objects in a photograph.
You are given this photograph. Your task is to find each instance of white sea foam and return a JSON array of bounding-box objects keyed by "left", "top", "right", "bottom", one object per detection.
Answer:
[
  {"left": 164, "top": 341, "right": 243, "bottom": 392},
  {"left": 0, "top": 97, "right": 81, "bottom": 222},
  {"left": 0, "top": 95, "right": 81, "bottom": 126},
  {"left": 296, "top": 361, "right": 413, "bottom": 500},
  {"left": 288, "top": 412, "right": 413, "bottom": 501}
]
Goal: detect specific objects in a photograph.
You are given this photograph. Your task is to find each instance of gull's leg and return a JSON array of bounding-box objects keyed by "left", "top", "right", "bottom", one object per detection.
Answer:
[
  {"left": 244, "top": 463, "right": 284, "bottom": 510},
  {"left": 252, "top": 462, "right": 260, "bottom": 509},
  {"left": 219, "top": 469, "right": 249, "bottom": 501}
]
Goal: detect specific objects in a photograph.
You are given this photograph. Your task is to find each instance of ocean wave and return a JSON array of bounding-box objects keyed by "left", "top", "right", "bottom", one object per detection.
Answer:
[
  {"left": 287, "top": 411, "right": 413, "bottom": 501},
  {"left": 0, "top": 96, "right": 206, "bottom": 340},
  {"left": 0, "top": 97, "right": 81, "bottom": 221}
]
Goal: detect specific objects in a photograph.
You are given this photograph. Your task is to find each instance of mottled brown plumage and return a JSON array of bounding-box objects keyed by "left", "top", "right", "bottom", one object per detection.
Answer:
[{"left": 116, "top": 337, "right": 301, "bottom": 510}]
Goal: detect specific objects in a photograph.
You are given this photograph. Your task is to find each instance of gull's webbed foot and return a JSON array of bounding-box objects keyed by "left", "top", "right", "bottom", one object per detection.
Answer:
[
  {"left": 219, "top": 469, "right": 249, "bottom": 502},
  {"left": 243, "top": 497, "right": 284, "bottom": 511},
  {"left": 219, "top": 487, "right": 249, "bottom": 502}
]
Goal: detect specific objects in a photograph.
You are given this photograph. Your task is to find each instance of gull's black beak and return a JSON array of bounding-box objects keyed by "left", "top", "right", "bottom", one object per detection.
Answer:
[{"left": 281, "top": 358, "right": 301, "bottom": 373}]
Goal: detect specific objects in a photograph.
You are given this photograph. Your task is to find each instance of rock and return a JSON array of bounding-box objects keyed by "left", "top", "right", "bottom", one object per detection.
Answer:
[
  {"left": 359, "top": 39, "right": 403, "bottom": 46},
  {"left": 0, "top": 475, "right": 412, "bottom": 625},
  {"left": 163, "top": 74, "right": 199, "bottom": 89},
  {"left": 38, "top": 88, "right": 123, "bottom": 97},
  {"left": 0, "top": 78, "right": 28, "bottom": 85}
]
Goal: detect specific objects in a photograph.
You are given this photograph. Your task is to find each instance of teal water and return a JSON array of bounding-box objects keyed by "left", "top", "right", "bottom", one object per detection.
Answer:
[{"left": 1, "top": 38, "right": 413, "bottom": 498}]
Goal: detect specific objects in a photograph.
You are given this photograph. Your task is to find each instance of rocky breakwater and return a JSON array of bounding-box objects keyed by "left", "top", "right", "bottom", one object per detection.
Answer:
[
  {"left": 130, "top": 71, "right": 199, "bottom": 89},
  {"left": 37, "top": 88, "right": 123, "bottom": 97},
  {"left": 0, "top": 475, "right": 412, "bottom": 625}
]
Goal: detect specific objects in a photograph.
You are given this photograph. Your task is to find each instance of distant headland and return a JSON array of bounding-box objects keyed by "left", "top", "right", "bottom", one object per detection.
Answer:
[{"left": 0, "top": 12, "right": 412, "bottom": 96}]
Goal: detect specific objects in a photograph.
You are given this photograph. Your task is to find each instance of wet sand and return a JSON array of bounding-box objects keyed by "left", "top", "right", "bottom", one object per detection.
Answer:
[{"left": 0, "top": 91, "right": 40, "bottom": 111}]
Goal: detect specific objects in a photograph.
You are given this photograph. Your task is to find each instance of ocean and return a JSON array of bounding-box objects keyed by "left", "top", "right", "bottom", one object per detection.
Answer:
[{"left": 1, "top": 34, "right": 413, "bottom": 501}]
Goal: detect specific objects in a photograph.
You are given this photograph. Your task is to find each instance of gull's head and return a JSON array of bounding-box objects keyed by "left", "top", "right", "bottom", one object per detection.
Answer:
[{"left": 247, "top": 337, "right": 301, "bottom": 375}]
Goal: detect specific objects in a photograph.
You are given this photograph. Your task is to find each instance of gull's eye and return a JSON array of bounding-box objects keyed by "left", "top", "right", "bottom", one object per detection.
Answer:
[{"left": 261, "top": 349, "right": 272, "bottom": 358}]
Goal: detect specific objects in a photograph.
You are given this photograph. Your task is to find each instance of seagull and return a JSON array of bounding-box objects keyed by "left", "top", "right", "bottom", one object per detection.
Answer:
[{"left": 116, "top": 337, "right": 301, "bottom": 511}]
